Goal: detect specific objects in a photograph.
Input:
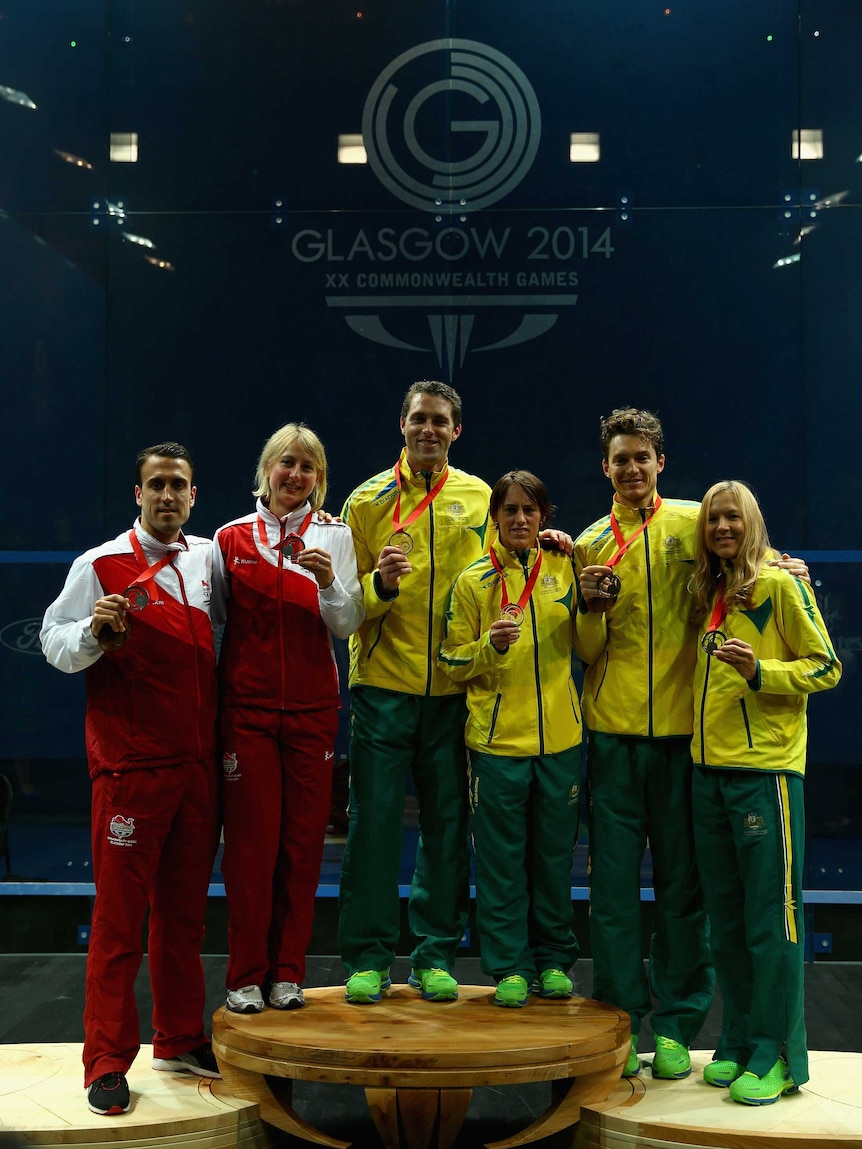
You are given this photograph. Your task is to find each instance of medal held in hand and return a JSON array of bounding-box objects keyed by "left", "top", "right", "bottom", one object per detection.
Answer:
[
  {"left": 388, "top": 530, "right": 415, "bottom": 556},
  {"left": 499, "top": 602, "right": 525, "bottom": 626},
  {"left": 597, "top": 572, "right": 621, "bottom": 600},
  {"left": 701, "top": 629, "right": 727, "bottom": 656},
  {"left": 124, "top": 584, "right": 149, "bottom": 612},
  {"left": 280, "top": 533, "right": 306, "bottom": 560}
]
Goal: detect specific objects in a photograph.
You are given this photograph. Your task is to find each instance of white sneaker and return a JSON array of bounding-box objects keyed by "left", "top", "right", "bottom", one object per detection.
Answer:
[
  {"left": 226, "top": 984, "right": 265, "bottom": 1013},
  {"left": 269, "top": 981, "right": 305, "bottom": 1010}
]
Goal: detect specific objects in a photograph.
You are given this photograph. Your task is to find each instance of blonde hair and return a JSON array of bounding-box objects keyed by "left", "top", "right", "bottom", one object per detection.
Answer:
[
  {"left": 253, "top": 423, "right": 328, "bottom": 512},
  {"left": 689, "top": 480, "right": 771, "bottom": 626}
]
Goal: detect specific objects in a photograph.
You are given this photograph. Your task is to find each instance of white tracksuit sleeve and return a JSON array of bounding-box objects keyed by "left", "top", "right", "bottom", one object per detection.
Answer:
[{"left": 40, "top": 555, "right": 106, "bottom": 674}]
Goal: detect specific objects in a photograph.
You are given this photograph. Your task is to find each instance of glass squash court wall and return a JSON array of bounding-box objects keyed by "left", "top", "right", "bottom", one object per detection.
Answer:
[{"left": 0, "top": 0, "right": 859, "bottom": 956}]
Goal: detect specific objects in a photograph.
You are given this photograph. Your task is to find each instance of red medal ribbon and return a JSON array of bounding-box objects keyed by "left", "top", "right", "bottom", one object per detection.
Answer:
[
  {"left": 257, "top": 510, "right": 313, "bottom": 556},
  {"left": 706, "top": 575, "right": 729, "bottom": 634},
  {"left": 489, "top": 545, "right": 543, "bottom": 615},
  {"left": 391, "top": 459, "right": 449, "bottom": 533},
  {"left": 128, "top": 529, "right": 177, "bottom": 590},
  {"left": 606, "top": 494, "right": 663, "bottom": 570}
]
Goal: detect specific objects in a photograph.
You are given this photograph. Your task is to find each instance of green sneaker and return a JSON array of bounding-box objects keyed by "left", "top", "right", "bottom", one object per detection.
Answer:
[
  {"left": 494, "top": 975, "right": 529, "bottom": 1008},
  {"left": 729, "top": 1058, "right": 798, "bottom": 1105},
  {"left": 651, "top": 1036, "right": 691, "bottom": 1079},
  {"left": 408, "top": 968, "right": 458, "bottom": 1001},
  {"left": 344, "top": 969, "right": 391, "bottom": 1004},
  {"left": 532, "top": 968, "right": 573, "bottom": 998},
  {"left": 703, "top": 1059, "right": 746, "bottom": 1088},
  {"left": 622, "top": 1036, "right": 640, "bottom": 1077}
]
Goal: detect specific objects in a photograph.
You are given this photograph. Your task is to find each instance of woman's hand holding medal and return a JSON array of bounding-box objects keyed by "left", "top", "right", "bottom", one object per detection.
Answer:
[
  {"left": 490, "top": 616, "right": 521, "bottom": 653},
  {"left": 294, "top": 545, "right": 335, "bottom": 589},
  {"left": 710, "top": 636, "right": 757, "bottom": 681}
]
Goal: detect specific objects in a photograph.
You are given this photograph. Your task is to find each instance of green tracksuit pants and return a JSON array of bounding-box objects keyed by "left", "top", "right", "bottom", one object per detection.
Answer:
[
  {"left": 588, "top": 732, "right": 714, "bottom": 1042},
  {"left": 338, "top": 685, "right": 470, "bottom": 974},
  {"left": 469, "top": 748, "right": 580, "bottom": 982},
  {"left": 693, "top": 766, "right": 808, "bottom": 1085}
]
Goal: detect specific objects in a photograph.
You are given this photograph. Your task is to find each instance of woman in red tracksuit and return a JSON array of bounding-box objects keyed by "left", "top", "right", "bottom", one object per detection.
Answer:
[{"left": 211, "top": 422, "right": 364, "bottom": 1012}]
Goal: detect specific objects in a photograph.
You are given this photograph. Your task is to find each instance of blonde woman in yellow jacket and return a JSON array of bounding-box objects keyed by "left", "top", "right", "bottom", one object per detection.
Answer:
[
  {"left": 439, "top": 470, "right": 582, "bottom": 1008},
  {"left": 690, "top": 480, "right": 841, "bottom": 1106}
]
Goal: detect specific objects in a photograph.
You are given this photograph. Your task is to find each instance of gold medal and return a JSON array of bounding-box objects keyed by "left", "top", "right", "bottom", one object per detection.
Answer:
[
  {"left": 389, "top": 531, "right": 414, "bottom": 555},
  {"left": 499, "top": 603, "right": 525, "bottom": 626}
]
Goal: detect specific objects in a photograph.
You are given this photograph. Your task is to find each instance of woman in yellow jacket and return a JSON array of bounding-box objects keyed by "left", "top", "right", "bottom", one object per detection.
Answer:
[
  {"left": 690, "top": 480, "right": 841, "bottom": 1105},
  {"left": 439, "top": 470, "right": 582, "bottom": 1007}
]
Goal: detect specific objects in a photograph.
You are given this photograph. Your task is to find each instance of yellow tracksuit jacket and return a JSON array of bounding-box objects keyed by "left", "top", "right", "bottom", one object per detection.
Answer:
[
  {"left": 573, "top": 497, "right": 700, "bottom": 738},
  {"left": 438, "top": 543, "right": 582, "bottom": 757},
  {"left": 342, "top": 449, "right": 491, "bottom": 696},
  {"left": 693, "top": 567, "right": 841, "bottom": 775}
]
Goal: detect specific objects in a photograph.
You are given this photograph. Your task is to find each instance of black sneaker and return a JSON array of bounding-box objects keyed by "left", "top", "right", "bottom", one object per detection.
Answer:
[
  {"left": 87, "top": 1071, "right": 130, "bottom": 1115},
  {"left": 152, "top": 1041, "right": 221, "bottom": 1078}
]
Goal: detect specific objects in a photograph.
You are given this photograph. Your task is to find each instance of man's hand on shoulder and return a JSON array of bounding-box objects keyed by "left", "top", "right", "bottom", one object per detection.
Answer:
[{"left": 769, "top": 552, "right": 810, "bottom": 584}]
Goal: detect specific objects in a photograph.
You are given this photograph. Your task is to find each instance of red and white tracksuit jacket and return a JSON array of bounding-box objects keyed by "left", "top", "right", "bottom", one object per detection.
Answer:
[
  {"left": 211, "top": 500, "right": 364, "bottom": 989},
  {"left": 40, "top": 520, "right": 219, "bottom": 1086}
]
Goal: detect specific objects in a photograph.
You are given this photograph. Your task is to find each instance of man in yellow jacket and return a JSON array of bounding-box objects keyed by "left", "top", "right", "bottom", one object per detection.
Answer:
[
  {"left": 338, "top": 380, "right": 491, "bottom": 1004},
  {"left": 574, "top": 407, "right": 714, "bottom": 1080}
]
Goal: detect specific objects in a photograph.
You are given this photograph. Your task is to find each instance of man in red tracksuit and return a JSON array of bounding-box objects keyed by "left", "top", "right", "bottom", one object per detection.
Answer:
[{"left": 40, "top": 442, "right": 221, "bottom": 1117}]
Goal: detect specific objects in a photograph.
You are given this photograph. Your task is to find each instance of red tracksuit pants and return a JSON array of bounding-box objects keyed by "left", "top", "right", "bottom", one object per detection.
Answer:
[
  {"left": 220, "top": 705, "right": 337, "bottom": 990},
  {"left": 84, "top": 758, "right": 219, "bottom": 1086}
]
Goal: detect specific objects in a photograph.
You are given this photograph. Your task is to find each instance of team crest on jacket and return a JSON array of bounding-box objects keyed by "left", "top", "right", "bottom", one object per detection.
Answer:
[
  {"left": 743, "top": 811, "right": 767, "bottom": 838},
  {"left": 109, "top": 814, "right": 136, "bottom": 846},
  {"left": 222, "top": 752, "right": 241, "bottom": 781},
  {"left": 663, "top": 536, "right": 685, "bottom": 560}
]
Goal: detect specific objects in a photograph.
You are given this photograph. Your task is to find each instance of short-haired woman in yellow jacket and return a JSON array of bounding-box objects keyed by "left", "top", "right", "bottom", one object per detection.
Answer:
[
  {"left": 439, "top": 470, "right": 582, "bottom": 1008},
  {"left": 689, "top": 480, "right": 841, "bottom": 1105}
]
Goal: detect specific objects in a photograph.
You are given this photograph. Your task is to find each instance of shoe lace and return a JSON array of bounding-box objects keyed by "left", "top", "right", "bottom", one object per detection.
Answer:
[{"left": 655, "top": 1036, "right": 683, "bottom": 1052}]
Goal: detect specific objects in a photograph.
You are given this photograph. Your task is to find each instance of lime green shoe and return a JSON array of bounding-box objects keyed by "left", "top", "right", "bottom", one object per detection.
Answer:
[
  {"left": 533, "top": 968, "right": 573, "bottom": 998},
  {"left": 408, "top": 968, "right": 458, "bottom": 1001},
  {"left": 494, "top": 975, "right": 529, "bottom": 1008},
  {"left": 729, "top": 1058, "right": 798, "bottom": 1105},
  {"left": 345, "top": 969, "right": 391, "bottom": 1004},
  {"left": 622, "top": 1036, "right": 640, "bottom": 1077},
  {"left": 703, "top": 1059, "right": 746, "bottom": 1088},
  {"left": 651, "top": 1036, "right": 691, "bottom": 1079}
]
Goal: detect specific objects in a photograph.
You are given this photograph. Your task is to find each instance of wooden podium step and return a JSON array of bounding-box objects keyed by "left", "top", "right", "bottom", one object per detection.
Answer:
[{"left": 0, "top": 1042, "right": 275, "bottom": 1148}]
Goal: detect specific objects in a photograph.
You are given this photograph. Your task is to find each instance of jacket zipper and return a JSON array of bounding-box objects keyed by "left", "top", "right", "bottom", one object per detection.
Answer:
[
  {"left": 643, "top": 508, "right": 655, "bottom": 738},
  {"left": 521, "top": 552, "right": 544, "bottom": 755},
  {"left": 425, "top": 473, "right": 435, "bottom": 697}
]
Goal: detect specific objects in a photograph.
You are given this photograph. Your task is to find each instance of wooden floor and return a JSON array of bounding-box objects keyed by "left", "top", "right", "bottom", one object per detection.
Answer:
[{"left": 3, "top": 1042, "right": 862, "bottom": 1148}]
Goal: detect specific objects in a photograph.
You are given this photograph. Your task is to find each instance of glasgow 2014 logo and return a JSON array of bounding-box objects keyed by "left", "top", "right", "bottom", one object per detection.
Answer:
[
  {"left": 291, "top": 39, "right": 616, "bottom": 370},
  {"left": 362, "top": 39, "right": 541, "bottom": 213}
]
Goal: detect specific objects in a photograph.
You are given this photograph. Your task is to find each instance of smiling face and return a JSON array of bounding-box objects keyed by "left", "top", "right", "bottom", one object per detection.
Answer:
[
  {"left": 135, "top": 456, "right": 195, "bottom": 543},
  {"left": 495, "top": 483, "right": 542, "bottom": 553},
  {"left": 266, "top": 441, "right": 319, "bottom": 517},
  {"left": 706, "top": 489, "right": 745, "bottom": 561},
  {"left": 400, "top": 392, "right": 461, "bottom": 473},
  {"left": 602, "top": 433, "right": 665, "bottom": 509}
]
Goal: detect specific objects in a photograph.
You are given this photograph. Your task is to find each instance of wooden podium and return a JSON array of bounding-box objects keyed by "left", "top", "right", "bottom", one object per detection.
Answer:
[{"left": 211, "top": 983, "right": 630, "bottom": 1149}]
